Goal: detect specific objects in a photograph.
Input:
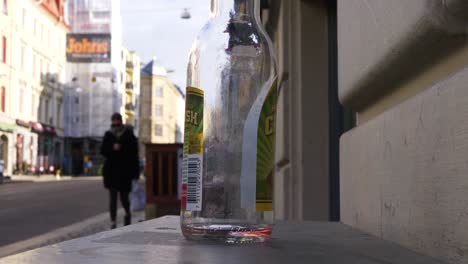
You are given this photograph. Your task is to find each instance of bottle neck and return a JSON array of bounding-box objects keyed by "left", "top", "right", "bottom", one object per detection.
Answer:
[{"left": 210, "top": 0, "right": 260, "bottom": 22}]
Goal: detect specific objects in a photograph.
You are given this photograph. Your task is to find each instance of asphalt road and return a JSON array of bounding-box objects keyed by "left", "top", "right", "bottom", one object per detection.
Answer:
[{"left": 0, "top": 179, "right": 108, "bottom": 247}]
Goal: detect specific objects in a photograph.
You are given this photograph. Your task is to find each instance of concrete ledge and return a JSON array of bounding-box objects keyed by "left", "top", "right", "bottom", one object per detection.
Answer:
[
  {"left": 0, "top": 216, "right": 445, "bottom": 263},
  {"left": 338, "top": 0, "right": 468, "bottom": 111}
]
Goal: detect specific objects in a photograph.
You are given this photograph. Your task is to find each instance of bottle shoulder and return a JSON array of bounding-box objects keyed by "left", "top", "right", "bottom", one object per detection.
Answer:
[
  {"left": 186, "top": 18, "right": 278, "bottom": 89},
  {"left": 190, "top": 18, "right": 275, "bottom": 57}
]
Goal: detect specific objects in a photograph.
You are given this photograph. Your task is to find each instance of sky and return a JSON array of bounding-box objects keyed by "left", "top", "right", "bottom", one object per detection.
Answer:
[{"left": 120, "top": 0, "right": 210, "bottom": 89}]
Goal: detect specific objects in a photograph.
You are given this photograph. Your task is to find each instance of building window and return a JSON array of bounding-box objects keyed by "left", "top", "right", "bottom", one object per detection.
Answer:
[
  {"left": 57, "top": 101, "right": 62, "bottom": 127},
  {"left": 20, "top": 46, "right": 25, "bottom": 71},
  {"left": 155, "top": 86, "right": 163, "bottom": 97},
  {"left": 57, "top": 35, "right": 61, "bottom": 56},
  {"left": 155, "top": 124, "right": 163, "bottom": 136},
  {"left": 31, "top": 93, "right": 35, "bottom": 116},
  {"left": 22, "top": 8, "right": 26, "bottom": 28},
  {"left": 39, "top": 58, "right": 43, "bottom": 75},
  {"left": 1, "top": 36, "right": 6, "bottom": 63},
  {"left": 2, "top": 0, "right": 7, "bottom": 15},
  {"left": 34, "top": 19, "right": 39, "bottom": 38},
  {"left": 1, "top": 86, "right": 5, "bottom": 112},
  {"left": 41, "top": 24, "right": 44, "bottom": 41},
  {"left": 92, "top": 10, "right": 110, "bottom": 20},
  {"left": 155, "top": 105, "right": 163, "bottom": 117},
  {"left": 19, "top": 87, "right": 24, "bottom": 113},
  {"left": 58, "top": 67, "right": 63, "bottom": 82},
  {"left": 32, "top": 54, "right": 36, "bottom": 77},
  {"left": 47, "top": 29, "right": 50, "bottom": 47},
  {"left": 44, "top": 99, "right": 49, "bottom": 123}
]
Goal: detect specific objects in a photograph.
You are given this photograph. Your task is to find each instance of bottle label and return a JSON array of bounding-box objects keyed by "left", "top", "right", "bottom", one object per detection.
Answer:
[
  {"left": 240, "top": 78, "right": 278, "bottom": 211},
  {"left": 181, "top": 87, "right": 204, "bottom": 211},
  {"left": 255, "top": 80, "right": 277, "bottom": 211}
]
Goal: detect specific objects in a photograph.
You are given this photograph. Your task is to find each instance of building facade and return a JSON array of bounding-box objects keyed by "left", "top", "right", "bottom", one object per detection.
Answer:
[
  {"left": 63, "top": 0, "right": 122, "bottom": 176},
  {"left": 120, "top": 47, "right": 140, "bottom": 132},
  {"left": 337, "top": 1, "right": 468, "bottom": 263},
  {"left": 139, "top": 58, "right": 184, "bottom": 157},
  {"left": 0, "top": 0, "right": 67, "bottom": 175},
  {"left": 262, "top": 0, "right": 467, "bottom": 263}
]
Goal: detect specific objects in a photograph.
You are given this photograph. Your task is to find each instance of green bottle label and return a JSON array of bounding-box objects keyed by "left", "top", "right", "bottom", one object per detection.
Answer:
[
  {"left": 184, "top": 87, "right": 204, "bottom": 155},
  {"left": 181, "top": 87, "right": 204, "bottom": 211},
  {"left": 256, "top": 80, "right": 277, "bottom": 211}
]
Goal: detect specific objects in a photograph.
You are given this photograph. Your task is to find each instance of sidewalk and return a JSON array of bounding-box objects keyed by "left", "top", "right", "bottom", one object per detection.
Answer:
[
  {"left": 3, "top": 174, "right": 101, "bottom": 183},
  {"left": 0, "top": 209, "right": 145, "bottom": 258}
]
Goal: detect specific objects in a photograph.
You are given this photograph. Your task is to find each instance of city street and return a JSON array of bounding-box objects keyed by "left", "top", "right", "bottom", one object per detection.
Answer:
[{"left": 0, "top": 178, "right": 107, "bottom": 248}]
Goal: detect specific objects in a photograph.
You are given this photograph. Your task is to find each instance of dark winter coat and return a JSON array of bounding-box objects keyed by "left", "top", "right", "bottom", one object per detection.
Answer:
[{"left": 100, "top": 126, "right": 139, "bottom": 192}]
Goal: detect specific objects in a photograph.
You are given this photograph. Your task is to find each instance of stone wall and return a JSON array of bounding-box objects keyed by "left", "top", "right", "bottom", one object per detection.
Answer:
[{"left": 339, "top": 0, "right": 468, "bottom": 263}]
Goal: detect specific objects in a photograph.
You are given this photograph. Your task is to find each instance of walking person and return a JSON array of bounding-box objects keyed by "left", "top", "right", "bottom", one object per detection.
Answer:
[{"left": 100, "top": 113, "right": 140, "bottom": 229}]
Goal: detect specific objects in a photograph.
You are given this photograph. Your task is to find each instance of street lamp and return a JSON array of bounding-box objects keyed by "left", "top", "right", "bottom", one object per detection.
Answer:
[{"left": 181, "top": 8, "right": 191, "bottom": 19}]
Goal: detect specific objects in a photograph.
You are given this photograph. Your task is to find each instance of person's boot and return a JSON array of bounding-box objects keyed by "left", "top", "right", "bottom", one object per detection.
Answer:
[
  {"left": 124, "top": 215, "right": 131, "bottom": 226},
  {"left": 110, "top": 221, "right": 116, "bottom": 230}
]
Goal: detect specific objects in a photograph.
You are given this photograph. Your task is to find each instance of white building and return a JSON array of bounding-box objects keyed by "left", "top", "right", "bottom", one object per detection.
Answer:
[
  {"left": 0, "top": 0, "right": 68, "bottom": 175},
  {"left": 120, "top": 47, "right": 141, "bottom": 133},
  {"left": 64, "top": 0, "right": 123, "bottom": 175},
  {"left": 139, "top": 58, "right": 185, "bottom": 157}
]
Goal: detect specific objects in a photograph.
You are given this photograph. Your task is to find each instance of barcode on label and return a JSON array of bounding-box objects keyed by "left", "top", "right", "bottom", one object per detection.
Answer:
[{"left": 186, "top": 154, "right": 202, "bottom": 211}]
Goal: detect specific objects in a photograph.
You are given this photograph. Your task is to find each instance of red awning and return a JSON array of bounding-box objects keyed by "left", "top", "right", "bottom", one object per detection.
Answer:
[
  {"left": 16, "top": 119, "right": 31, "bottom": 128},
  {"left": 29, "top": 122, "right": 44, "bottom": 133},
  {"left": 41, "top": 124, "right": 57, "bottom": 136}
]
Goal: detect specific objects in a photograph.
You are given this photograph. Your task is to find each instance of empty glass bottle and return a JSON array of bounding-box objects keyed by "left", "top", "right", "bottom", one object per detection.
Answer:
[{"left": 181, "top": 0, "right": 277, "bottom": 243}]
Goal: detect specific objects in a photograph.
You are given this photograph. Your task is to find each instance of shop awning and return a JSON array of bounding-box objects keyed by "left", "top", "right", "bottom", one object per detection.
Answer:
[
  {"left": 30, "top": 122, "right": 44, "bottom": 133},
  {"left": 42, "top": 124, "right": 57, "bottom": 136},
  {"left": 0, "top": 122, "right": 17, "bottom": 133},
  {"left": 16, "top": 119, "right": 31, "bottom": 128}
]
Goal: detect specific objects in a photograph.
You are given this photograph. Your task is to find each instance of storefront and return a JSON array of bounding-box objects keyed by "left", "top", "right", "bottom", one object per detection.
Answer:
[
  {"left": 0, "top": 121, "right": 16, "bottom": 175},
  {"left": 14, "top": 119, "right": 35, "bottom": 174},
  {"left": 30, "top": 122, "right": 59, "bottom": 173},
  {"left": 42, "top": 124, "right": 60, "bottom": 171},
  {"left": 30, "top": 122, "right": 45, "bottom": 172}
]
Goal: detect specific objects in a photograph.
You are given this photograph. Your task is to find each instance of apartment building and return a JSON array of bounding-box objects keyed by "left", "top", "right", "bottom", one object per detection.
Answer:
[
  {"left": 63, "top": 0, "right": 122, "bottom": 176},
  {"left": 139, "top": 58, "right": 184, "bottom": 157},
  {"left": 0, "top": 0, "right": 67, "bottom": 175},
  {"left": 120, "top": 47, "right": 140, "bottom": 132}
]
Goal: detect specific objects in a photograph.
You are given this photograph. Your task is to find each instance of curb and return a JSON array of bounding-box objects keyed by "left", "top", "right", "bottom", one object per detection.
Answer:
[
  {"left": 5, "top": 176, "right": 102, "bottom": 183},
  {"left": 0, "top": 208, "right": 147, "bottom": 259},
  {"left": 0, "top": 211, "right": 110, "bottom": 258}
]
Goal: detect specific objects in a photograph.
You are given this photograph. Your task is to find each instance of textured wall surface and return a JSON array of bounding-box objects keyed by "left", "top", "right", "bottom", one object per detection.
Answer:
[
  {"left": 341, "top": 67, "right": 468, "bottom": 264},
  {"left": 339, "top": 0, "right": 468, "bottom": 262},
  {"left": 338, "top": 0, "right": 468, "bottom": 111}
]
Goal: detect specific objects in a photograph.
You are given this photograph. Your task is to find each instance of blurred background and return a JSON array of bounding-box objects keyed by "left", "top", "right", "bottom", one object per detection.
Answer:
[
  {"left": 0, "top": 0, "right": 208, "bottom": 257},
  {"left": 1, "top": 1, "right": 468, "bottom": 263}
]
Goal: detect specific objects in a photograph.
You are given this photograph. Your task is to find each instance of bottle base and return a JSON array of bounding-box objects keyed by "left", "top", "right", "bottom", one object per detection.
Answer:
[{"left": 181, "top": 223, "right": 272, "bottom": 244}]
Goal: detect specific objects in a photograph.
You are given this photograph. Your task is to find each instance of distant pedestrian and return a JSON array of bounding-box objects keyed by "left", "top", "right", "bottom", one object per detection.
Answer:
[{"left": 100, "top": 113, "right": 139, "bottom": 229}]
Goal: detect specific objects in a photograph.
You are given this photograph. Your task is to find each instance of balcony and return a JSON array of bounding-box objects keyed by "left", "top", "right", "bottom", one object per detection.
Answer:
[
  {"left": 40, "top": 73, "right": 59, "bottom": 86},
  {"left": 125, "top": 82, "right": 134, "bottom": 90},
  {"left": 125, "top": 103, "right": 135, "bottom": 112}
]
